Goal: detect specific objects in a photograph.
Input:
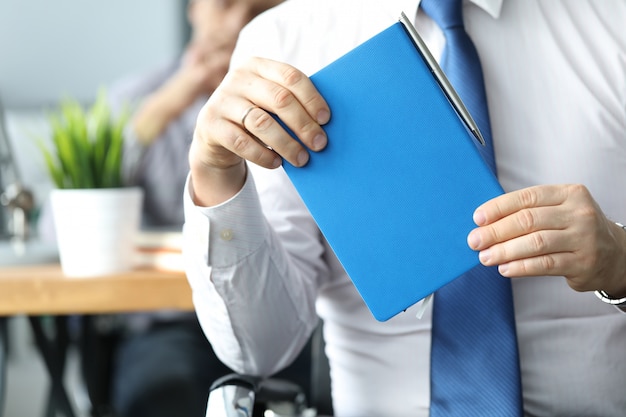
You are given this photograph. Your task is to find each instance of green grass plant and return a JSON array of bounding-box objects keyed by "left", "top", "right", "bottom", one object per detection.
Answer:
[{"left": 38, "top": 90, "right": 129, "bottom": 189}]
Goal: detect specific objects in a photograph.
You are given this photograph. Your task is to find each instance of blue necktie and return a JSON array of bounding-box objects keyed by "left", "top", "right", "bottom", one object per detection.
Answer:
[{"left": 419, "top": 1, "right": 523, "bottom": 415}]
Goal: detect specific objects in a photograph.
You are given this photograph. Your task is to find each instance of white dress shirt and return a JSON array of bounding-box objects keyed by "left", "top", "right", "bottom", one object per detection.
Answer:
[{"left": 183, "top": 1, "right": 626, "bottom": 416}]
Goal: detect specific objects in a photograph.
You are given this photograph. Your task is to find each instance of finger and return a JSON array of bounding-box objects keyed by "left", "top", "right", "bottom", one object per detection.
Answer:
[
  {"left": 212, "top": 89, "right": 312, "bottom": 167},
  {"left": 195, "top": 102, "right": 282, "bottom": 170},
  {"left": 231, "top": 75, "right": 328, "bottom": 156},
  {"left": 241, "top": 104, "right": 312, "bottom": 167},
  {"left": 477, "top": 228, "right": 577, "bottom": 267},
  {"left": 473, "top": 185, "right": 569, "bottom": 226},
  {"left": 248, "top": 57, "right": 330, "bottom": 125},
  {"left": 496, "top": 252, "right": 578, "bottom": 279},
  {"left": 228, "top": 58, "right": 330, "bottom": 153},
  {"left": 468, "top": 205, "right": 569, "bottom": 250}
]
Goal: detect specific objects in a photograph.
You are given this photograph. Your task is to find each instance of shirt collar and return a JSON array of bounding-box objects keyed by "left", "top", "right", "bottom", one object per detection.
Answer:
[
  {"left": 413, "top": 0, "right": 503, "bottom": 19},
  {"left": 471, "top": 0, "right": 503, "bottom": 19}
]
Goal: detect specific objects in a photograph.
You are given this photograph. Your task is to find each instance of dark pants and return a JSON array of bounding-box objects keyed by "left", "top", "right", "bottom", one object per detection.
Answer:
[
  {"left": 110, "top": 318, "right": 233, "bottom": 417},
  {"left": 82, "top": 315, "right": 320, "bottom": 417}
]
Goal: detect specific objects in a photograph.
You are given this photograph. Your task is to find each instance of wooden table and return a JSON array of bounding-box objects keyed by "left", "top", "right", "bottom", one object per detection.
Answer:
[
  {"left": 0, "top": 264, "right": 193, "bottom": 315},
  {"left": 0, "top": 264, "right": 194, "bottom": 417}
]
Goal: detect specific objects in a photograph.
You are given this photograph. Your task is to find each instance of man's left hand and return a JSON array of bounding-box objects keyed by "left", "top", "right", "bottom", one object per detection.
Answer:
[{"left": 468, "top": 184, "right": 626, "bottom": 297}]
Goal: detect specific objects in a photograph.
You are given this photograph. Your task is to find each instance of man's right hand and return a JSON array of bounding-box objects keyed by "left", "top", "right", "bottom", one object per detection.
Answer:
[{"left": 188, "top": 57, "right": 331, "bottom": 207}]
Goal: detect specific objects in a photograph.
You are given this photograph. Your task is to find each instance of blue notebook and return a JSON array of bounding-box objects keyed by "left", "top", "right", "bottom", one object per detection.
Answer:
[{"left": 281, "top": 16, "right": 503, "bottom": 321}]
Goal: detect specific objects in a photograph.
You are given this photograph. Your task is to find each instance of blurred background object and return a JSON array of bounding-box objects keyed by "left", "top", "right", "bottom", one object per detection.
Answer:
[
  {"left": 0, "top": 1, "right": 189, "bottom": 415},
  {"left": 0, "top": 0, "right": 188, "bottom": 210},
  {"left": 0, "top": 0, "right": 188, "bottom": 110},
  {"left": 0, "top": 98, "right": 31, "bottom": 242}
]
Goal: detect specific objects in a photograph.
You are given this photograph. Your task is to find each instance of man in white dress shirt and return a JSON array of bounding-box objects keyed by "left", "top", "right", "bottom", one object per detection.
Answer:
[{"left": 182, "top": 1, "right": 626, "bottom": 415}]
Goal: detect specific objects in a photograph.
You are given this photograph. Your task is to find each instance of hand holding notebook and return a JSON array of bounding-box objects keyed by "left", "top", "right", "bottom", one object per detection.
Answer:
[
  {"left": 187, "top": 13, "right": 503, "bottom": 322},
  {"left": 279, "top": 14, "right": 504, "bottom": 321}
]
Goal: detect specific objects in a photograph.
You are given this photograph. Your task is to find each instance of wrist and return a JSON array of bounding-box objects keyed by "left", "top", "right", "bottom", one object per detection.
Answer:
[
  {"left": 595, "top": 222, "right": 626, "bottom": 305},
  {"left": 189, "top": 142, "right": 247, "bottom": 208}
]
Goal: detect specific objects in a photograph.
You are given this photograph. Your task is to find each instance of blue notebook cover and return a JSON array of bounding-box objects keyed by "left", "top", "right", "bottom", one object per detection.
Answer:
[{"left": 281, "top": 20, "right": 504, "bottom": 321}]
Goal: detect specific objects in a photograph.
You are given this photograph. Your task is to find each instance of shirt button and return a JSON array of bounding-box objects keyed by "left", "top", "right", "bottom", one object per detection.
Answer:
[{"left": 220, "top": 229, "right": 233, "bottom": 241}]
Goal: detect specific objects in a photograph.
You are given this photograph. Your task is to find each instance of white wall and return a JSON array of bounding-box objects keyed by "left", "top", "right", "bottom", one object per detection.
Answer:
[{"left": 0, "top": 0, "right": 187, "bottom": 109}]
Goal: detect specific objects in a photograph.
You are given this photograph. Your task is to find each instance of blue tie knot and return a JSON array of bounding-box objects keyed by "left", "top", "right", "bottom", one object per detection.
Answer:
[{"left": 421, "top": 0, "right": 464, "bottom": 30}]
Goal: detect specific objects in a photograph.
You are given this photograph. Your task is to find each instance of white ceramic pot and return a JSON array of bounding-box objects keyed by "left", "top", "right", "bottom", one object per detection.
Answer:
[{"left": 50, "top": 187, "right": 143, "bottom": 277}]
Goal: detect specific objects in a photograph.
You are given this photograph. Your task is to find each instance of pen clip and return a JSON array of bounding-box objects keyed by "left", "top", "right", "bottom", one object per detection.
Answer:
[{"left": 398, "top": 12, "right": 486, "bottom": 147}]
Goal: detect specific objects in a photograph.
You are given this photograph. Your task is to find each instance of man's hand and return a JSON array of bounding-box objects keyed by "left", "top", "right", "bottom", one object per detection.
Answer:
[
  {"left": 468, "top": 184, "right": 626, "bottom": 297},
  {"left": 188, "top": 57, "right": 330, "bottom": 207}
]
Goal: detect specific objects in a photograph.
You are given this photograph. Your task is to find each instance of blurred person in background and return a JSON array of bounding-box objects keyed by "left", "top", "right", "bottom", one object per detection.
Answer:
[{"left": 40, "top": 1, "right": 284, "bottom": 416}]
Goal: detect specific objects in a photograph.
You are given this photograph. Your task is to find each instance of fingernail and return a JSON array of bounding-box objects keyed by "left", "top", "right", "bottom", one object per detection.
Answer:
[
  {"left": 473, "top": 209, "right": 486, "bottom": 226},
  {"left": 498, "top": 264, "right": 509, "bottom": 275},
  {"left": 312, "top": 134, "right": 327, "bottom": 151},
  {"left": 297, "top": 150, "right": 309, "bottom": 166},
  {"left": 317, "top": 109, "right": 330, "bottom": 124},
  {"left": 479, "top": 249, "right": 491, "bottom": 264},
  {"left": 467, "top": 231, "right": 480, "bottom": 249},
  {"left": 272, "top": 157, "right": 282, "bottom": 168}
]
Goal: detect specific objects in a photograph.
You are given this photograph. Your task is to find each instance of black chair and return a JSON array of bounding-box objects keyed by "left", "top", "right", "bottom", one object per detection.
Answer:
[
  {"left": 79, "top": 317, "right": 332, "bottom": 417},
  {"left": 207, "top": 322, "right": 333, "bottom": 417}
]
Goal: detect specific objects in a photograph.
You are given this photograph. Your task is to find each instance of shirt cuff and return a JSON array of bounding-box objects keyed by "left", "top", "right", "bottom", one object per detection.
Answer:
[{"left": 183, "top": 168, "right": 267, "bottom": 269}]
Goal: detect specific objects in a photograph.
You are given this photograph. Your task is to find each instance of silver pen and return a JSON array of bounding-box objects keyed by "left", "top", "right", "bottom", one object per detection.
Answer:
[{"left": 399, "top": 12, "right": 486, "bottom": 146}]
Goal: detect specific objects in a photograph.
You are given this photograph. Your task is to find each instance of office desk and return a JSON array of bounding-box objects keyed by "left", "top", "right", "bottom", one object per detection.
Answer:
[
  {"left": 0, "top": 264, "right": 193, "bottom": 417},
  {"left": 0, "top": 264, "right": 193, "bottom": 315}
]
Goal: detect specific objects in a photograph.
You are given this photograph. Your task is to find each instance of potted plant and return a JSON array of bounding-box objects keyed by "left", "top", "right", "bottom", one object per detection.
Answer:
[{"left": 38, "top": 90, "right": 143, "bottom": 277}]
